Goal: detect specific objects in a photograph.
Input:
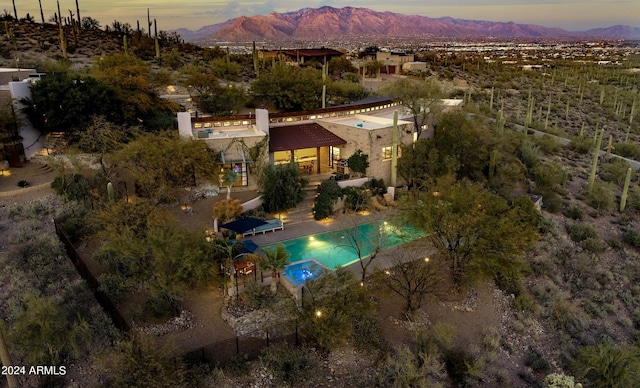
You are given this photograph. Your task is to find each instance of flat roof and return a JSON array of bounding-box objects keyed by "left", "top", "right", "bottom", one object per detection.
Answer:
[{"left": 322, "top": 114, "right": 412, "bottom": 130}]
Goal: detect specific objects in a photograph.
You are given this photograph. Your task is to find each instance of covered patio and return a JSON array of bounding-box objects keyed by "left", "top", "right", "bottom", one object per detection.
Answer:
[{"left": 269, "top": 123, "right": 346, "bottom": 175}]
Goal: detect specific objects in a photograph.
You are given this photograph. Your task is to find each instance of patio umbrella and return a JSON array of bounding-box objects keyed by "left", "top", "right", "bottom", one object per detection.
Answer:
[
  {"left": 221, "top": 217, "right": 268, "bottom": 234},
  {"left": 240, "top": 239, "right": 259, "bottom": 253}
]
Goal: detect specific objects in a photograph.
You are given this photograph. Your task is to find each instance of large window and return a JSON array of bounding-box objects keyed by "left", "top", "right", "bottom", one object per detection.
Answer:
[
  {"left": 382, "top": 146, "right": 402, "bottom": 160},
  {"left": 219, "top": 163, "right": 248, "bottom": 187}
]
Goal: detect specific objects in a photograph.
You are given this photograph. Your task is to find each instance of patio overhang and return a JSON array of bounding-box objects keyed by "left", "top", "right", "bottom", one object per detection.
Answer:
[{"left": 269, "top": 123, "right": 346, "bottom": 152}]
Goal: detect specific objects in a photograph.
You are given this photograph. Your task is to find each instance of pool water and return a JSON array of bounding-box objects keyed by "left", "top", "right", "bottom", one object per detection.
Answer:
[
  {"left": 264, "top": 220, "right": 423, "bottom": 270},
  {"left": 283, "top": 259, "right": 328, "bottom": 287}
]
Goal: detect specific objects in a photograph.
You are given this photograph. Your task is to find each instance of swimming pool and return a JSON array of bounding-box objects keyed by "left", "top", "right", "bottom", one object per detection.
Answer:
[{"left": 263, "top": 220, "right": 423, "bottom": 270}]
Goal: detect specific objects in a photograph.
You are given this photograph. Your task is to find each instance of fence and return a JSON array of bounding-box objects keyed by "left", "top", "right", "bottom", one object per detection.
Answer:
[
  {"left": 55, "top": 219, "right": 303, "bottom": 366},
  {"left": 54, "top": 220, "right": 131, "bottom": 332},
  {"left": 182, "top": 325, "right": 300, "bottom": 366}
]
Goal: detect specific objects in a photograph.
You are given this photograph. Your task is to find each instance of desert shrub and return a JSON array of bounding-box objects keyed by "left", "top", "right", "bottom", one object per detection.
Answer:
[
  {"left": 573, "top": 343, "right": 640, "bottom": 388},
  {"left": 352, "top": 315, "right": 385, "bottom": 353},
  {"left": 226, "top": 353, "right": 250, "bottom": 375},
  {"left": 525, "top": 347, "right": 550, "bottom": 373},
  {"left": 342, "top": 186, "right": 368, "bottom": 211},
  {"left": 541, "top": 191, "right": 563, "bottom": 213},
  {"left": 51, "top": 173, "right": 92, "bottom": 202},
  {"left": 445, "top": 348, "right": 479, "bottom": 386},
  {"left": 535, "top": 134, "right": 562, "bottom": 154},
  {"left": 622, "top": 228, "right": 640, "bottom": 247},
  {"left": 514, "top": 294, "right": 537, "bottom": 313},
  {"left": 624, "top": 185, "right": 640, "bottom": 212},
  {"left": 242, "top": 279, "right": 274, "bottom": 309},
  {"left": 612, "top": 142, "right": 640, "bottom": 159},
  {"left": 519, "top": 139, "right": 543, "bottom": 168},
  {"left": 600, "top": 159, "right": 631, "bottom": 186},
  {"left": 363, "top": 178, "right": 387, "bottom": 196},
  {"left": 144, "top": 292, "right": 180, "bottom": 319},
  {"left": 585, "top": 181, "right": 616, "bottom": 211},
  {"left": 57, "top": 205, "right": 94, "bottom": 242},
  {"left": 563, "top": 205, "right": 584, "bottom": 220},
  {"left": 17, "top": 179, "right": 29, "bottom": 187},
  {"left": 582, "top": 237, "right": 606, "bottom": 253},
  {"left": 260, "top": 343, "right": 319, "bottom": 384},
  {"left": 347, "top": 149, "right": 369, "bottom": 177},
  {"left": 375, "top": 345, "right": 445, "bottom": 388},
  {"left": 568, "top": 136, "right": 593, "bottom": 154},
  {"left": 533, "top": 161, "right": 565, "bottom": 193},
  {"left": 565, "top": 222, "right": 598, "bottom": 242},
  {"left": 98, "top": 274, "right": 131, "bottom": 304},
  {"left": 482, "top": 327, "right": 501, "bottom": 351}
]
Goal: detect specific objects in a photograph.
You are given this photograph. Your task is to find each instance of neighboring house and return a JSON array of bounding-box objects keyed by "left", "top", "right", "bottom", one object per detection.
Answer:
[
  {"left": 177, "top": 97, "right": 411, "bottom": 189},
  {"left": 0, "top": 68, "right": 44, "bottom": 167},
  {"left": 259, "top": 48, "right": 345, "bottom": 65},
  {"left": 376, "top": 51, "right": 415, "bottom": 74}
]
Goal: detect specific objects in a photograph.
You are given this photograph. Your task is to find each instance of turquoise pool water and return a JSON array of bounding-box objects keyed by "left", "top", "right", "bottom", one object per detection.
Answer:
[{"left": 263, "top": 221, "right": 423, "bottom": 270}]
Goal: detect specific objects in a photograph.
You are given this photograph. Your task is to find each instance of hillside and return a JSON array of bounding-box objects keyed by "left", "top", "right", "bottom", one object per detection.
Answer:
[
  {"left": 176, "top": 6, "right": 640, "bottom": 44},
  {"left": 0, "top": 19, "right": 200, "bottom": 71}
]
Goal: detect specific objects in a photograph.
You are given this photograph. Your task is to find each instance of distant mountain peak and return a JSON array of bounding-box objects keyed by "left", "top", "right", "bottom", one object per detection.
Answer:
[{"left": 177, "top": 6, "right": 640, "bottom": 44}]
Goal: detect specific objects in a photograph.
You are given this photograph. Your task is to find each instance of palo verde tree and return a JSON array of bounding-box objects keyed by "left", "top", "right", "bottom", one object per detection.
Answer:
[
  {"left": 109, "top": 131, "right": 221, "bottom": 204},
  {"left": 251, "top": 65, "right": 323, "bottom": 111},
  {"left": 380, "top": 77, "right": 442, "bottom": 136},
  {"left": 259, "top": 161, "right": 308, "bottom": 213},
  {"left": 404, "top": 175, "right": 540, "bottom": 288},
  {"left": 91, "top": 53, "right": 178, "bottom": 129},
  {"left": 283, "top": 267, "right": 375, "bottom": 350}
]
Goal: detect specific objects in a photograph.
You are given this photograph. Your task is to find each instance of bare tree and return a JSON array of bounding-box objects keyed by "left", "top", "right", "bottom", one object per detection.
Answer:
[
  {"left": 335, "top": 215, "right": 386, "bottom": 282},
  {"left": 376, "top": 249, "right": 447, "bottom": 313}
]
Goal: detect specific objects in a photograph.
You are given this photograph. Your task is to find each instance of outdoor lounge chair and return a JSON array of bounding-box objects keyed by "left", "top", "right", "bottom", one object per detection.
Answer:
[{"left": 242, "top": 219, "right": 284, "bottom": 237}]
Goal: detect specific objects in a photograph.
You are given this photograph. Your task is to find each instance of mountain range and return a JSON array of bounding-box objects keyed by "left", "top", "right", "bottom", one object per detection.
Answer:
[{"left": 176, "top": 6, "right": 640, "bottom": 44}]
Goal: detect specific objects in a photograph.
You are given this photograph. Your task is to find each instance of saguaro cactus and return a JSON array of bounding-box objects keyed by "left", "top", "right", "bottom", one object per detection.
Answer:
[
  {"left": 107, "top": 182, "right": 115, "bottom": 204},
  {"left": 620, "top": 167, "right": 632, "bottom": 212},
  {"left": 588, "top": 127, "right": 605, "bottom": 194},
  {"left": 154, "top": 19, "right": 160, "bottom": 58},
  {"left": 605, "top": 135, "right": 613, "bottom": 161}
]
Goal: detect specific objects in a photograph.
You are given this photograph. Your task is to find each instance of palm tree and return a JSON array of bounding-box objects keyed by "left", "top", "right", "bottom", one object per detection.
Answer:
[{"left": 260, "top": 244, "right": 289, "bottom": 293}]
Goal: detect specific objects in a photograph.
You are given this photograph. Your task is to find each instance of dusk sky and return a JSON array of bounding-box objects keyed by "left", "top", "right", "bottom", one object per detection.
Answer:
[{"left": 19, "top": 0, "right": 638, "bottom": 32}]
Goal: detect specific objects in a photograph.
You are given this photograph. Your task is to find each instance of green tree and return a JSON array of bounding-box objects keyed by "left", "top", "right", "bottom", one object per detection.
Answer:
[
  {"left": 380, "top": 78, "right": 442, "bottom": 136},
  {"left": 251, "top": 66, "right": 323, "bottom": 111},
  {"left": 21, "top": 73, "right": 114, "bottom": 134},
  {"left": 347, "top": 149, "right": 369, "bottom": 177},
  {"left": 222, "top": 168, "right": 239, "bottom": 200},
  {"left": 91, "top": 53, "right": 178, "bottom": 128},
  {"left": 260, "top": 244, "right": 289, "bottom": 293},
  {"left": 198, "top": 85, "right": 248, "bottom": 116},
  {"left": 184, "top": 72, "right": 222, "bottom": 95},
  {"left": 259, "top": 161, "right": 308, "bottom": 213},
  {"left": 328, "top": 56, "right": 358, "bottom": 78},
  {"left": 405, "top": 176, "right": 539, "bottom": 287},
  {"left": 326, "top": 80, "right": 369, "bottom": 105},
  {"left": 286, "top": 267, "right": 374, "bottom": 350},
  {"left": 110, "top": 131, "right": 220, "bottom": 204}
]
